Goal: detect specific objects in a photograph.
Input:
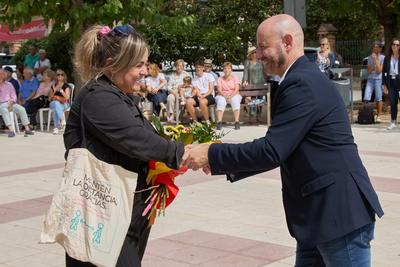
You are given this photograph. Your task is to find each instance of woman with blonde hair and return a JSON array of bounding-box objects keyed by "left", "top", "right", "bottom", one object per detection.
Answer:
[
  {"left": 145, "top": 63, "right": 167, "bottom": 115},
  {"left": 64, "top": 24, "right": 184, "bottom": 266},
  {"left": 25, "top": 69, "right": 55, "bottom": 127},
  {"left": 315, "top": 37, "right": 336, "bottom": 74},
  {"left": 48, "top": 69, "right": 71, "bottom": 134}
]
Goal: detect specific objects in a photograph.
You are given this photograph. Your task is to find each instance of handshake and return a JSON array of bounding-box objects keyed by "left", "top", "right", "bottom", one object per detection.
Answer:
[{"left": 180, "top": 143, "right": 212, "bottom": 174}]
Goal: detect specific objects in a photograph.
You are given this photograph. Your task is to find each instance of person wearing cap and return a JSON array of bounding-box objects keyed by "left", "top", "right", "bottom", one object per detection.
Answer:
[
  {"left": 364, "top": 41, "right": 385, "bottom": 122},
  {"left": 3, "top": 66, "right": 20, "bottom": 96},
  {"left": 243, "top": 46, "right": 267, "bottom": 118},
  {"left": 24, "top": 44, "right": 39, "bottom": 69},
  {"left": 34, "top": 49, "right": 51, "bottom": 81},
  {"left": 204, "top": 58, "right": 219, "bottom": 88}
]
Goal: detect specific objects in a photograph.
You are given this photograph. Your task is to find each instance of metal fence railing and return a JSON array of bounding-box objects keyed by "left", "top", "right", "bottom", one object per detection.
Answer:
[{"left": 305, "top": 39, "right": 374, "bottom": 66}]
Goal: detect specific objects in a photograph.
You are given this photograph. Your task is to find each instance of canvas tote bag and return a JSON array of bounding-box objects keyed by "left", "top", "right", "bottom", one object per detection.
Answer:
[{"left": 40, "top": 95, "right": 138, "bottom": 267}]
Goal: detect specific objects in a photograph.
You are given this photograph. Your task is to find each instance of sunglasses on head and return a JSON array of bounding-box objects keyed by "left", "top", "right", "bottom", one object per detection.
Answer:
[{"left": 112, "top": 24, "right": 137, "bottom": 37}]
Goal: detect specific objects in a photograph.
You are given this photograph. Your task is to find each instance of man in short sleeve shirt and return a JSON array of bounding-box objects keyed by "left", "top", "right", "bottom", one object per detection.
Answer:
[
  {"left": 364, "top": 41, "right": 385, "bottom": 122},
  {"left": 186, "top": 60, "right": 215, "bottom": 122}
]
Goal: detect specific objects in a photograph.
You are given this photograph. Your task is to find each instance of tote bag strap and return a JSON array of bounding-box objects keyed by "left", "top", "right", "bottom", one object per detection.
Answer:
[{"left": 79, "top": 89, "right": 95, "bottom": 149}]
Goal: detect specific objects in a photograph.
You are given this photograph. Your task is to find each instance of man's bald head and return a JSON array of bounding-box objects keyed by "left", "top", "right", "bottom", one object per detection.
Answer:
[
  {"left": 258, "top": 14, "right": 304, "bottom": 52},
  {"left": 256, "top": 14, "right": 304, "bottom": 76}
]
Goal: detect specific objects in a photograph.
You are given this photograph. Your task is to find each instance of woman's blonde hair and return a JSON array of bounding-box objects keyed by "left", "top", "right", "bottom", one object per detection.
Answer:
[
  {"left": 320, "top": 37, "right": 331, "bottom": 53},
  {"left": 148, "top": 63, "right": 160, "bottom": 77},
  {"left": 74, "top": 24, "right": 149, "bottom": 82},
  {"left": 56, "top": 69, "right": 68, "bottom": 83},
  {"left": 43, "top": 69, "right": 56, "bottom": 81},
  {"left": 223, "top": 62, "right": 233, "bottom": 69}
]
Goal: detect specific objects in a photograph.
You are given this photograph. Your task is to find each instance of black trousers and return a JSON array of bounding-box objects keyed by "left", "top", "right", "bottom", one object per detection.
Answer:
[
  {"left": 24, "top": 97, "right": 48, "bottom": 125},
  {"left": 388, "top": 79, "right": 400, "bottom": 121},
  {"left": 66, "top": 192, "right": 151, "bottom": 267}
]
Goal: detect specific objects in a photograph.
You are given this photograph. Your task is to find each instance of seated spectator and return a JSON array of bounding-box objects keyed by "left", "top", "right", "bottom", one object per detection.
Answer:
[
  {"left": 179, "top": 76, "right": 198, "bottom": 105},
  {"left": 186, "top": 59, "right": 215, "bottom": 123},
  {"left": 204, "top": 58, "right": 219, "bottom": 93},
  {"left": 19, "top": 67, "right": 39, "bottom": 106},
  {"left": 34, "top": 49, "right": 51, "bottom": 81},
  {"left": 243, "top": 46, "right": 266, "bottom": 117},
  {"left": 3, "top": 66, "right": 20, "bottom": 96},
  {"left": 49, "top": 69, "right": 70, "bottom": 135},
  {"left": 0, "top": 69, "right": 34, "bottom": 137},
  {"left": 145, "top": 63, "right": 167, "bottom": 116},
  {"left": 25, "top": 69, "right": 56, "bottom": 126},
  {"left": 215, "top": 62, "right": 242, "bottom": 130},
  {"left": 166, "top": 59, "right": 190, "bottom": 122}
]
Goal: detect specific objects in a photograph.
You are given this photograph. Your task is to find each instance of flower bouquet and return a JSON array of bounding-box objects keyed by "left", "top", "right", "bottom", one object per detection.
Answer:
[{"left": 143, "top": 116, "right": 227, "bottom": 226}]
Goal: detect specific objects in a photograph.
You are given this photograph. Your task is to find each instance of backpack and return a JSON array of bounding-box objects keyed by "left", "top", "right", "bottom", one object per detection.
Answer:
[{"left": 357, "top": 105, "right": 375, "bottom": 124}]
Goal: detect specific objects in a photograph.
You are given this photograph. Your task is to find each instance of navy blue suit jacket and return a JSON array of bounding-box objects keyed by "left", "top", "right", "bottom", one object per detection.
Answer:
[{"left": 208, "top": 56, "right": 384, "bottom": 246}]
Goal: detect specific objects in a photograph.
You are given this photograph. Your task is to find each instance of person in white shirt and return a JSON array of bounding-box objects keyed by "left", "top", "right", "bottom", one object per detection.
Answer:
[
  {"left": 186, "top": 60, "right": 215, "bottom": 122},
  {"left": 34, "top": 49, "right": 51, "bottom": 81}
]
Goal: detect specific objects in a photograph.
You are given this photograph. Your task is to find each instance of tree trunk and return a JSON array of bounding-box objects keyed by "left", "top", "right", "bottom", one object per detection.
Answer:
[{"left": 377, "top": 0, "right": 398, "bottom": 55}]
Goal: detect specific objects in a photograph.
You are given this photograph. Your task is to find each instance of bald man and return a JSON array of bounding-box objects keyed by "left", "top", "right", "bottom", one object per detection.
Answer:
[{"left": 182, "top": 14, "right": 383, "bottom": 266}]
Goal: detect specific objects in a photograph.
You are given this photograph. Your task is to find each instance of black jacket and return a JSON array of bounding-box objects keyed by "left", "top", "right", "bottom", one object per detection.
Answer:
[
  {"left": 64, "top": 75, "right": 184, "bottom": 240},
  {"left": 382, "top": 55, "right": 400, "bottom": 88},
  {"left": 208, "top": 56, "right": 383, "bottom": 246}
]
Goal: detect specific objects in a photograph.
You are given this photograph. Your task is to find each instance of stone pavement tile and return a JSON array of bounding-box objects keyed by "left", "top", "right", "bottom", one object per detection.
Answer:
[
  {"left": 157, "top": 245, "right": 229, "bottom": 265},
  {"left": 0, "top": 163, "right": 64, "bottom": 179},
  {"left": 371, "top": 176, "right": 400, "bottom": 194},
  {"left": 145, "top": 238, "right": 190, "bottom": 257},
  {"left": 145, "top": 230, "right": 295, "bottom": 266},
  {"left": 372, "top": 245, "right": 400, "bottom": 267},
  {"left": 163, "top": 229, "right": 222, "bottom": 245},
  {"left": 4, "top": 251, "right": 64, "bottom": 267},
  {"left": 176, "top": 170, "right": 222, "bottom": 187},
  {"left": 0, "top": 194, "right": 25, "bottom": 205},
  {"left": 263, "top": 263, "right": 290, "bottom": 267},
  {"left": 240, "top": 242, "right": 295, "bottom": 262},
  {"left": 142, "top": 255, "right": 191, "bottom": 267},
  {"left": 0, "top": 208, "right": 23, "bottom": 224},
  {"left": 198, "top": 235, "right": 264, "bottom": 252},
  {"left": 0, "top": 243, "right": 41, "bottom": 264},
  {"left": 277, "top": 255, "right": 296, "bottom": 264},
  {"left": 199, "top": 253, "right": 271, "bottom": 267}
]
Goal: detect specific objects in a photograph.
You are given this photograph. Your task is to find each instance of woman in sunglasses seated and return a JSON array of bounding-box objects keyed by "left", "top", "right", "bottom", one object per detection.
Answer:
[{"left": 48, "top": 69, "right": 70, "bottom": 134}]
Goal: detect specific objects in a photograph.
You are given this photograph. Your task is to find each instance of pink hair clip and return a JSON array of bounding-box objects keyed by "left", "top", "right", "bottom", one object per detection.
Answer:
[{"left": 98, "top": 26, "right": 111, "bottom": 37}]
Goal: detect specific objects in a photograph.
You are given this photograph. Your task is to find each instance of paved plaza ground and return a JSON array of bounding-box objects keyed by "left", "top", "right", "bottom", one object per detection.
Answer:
[{"left": 0, "top": 92, "right": 399, "bottom": 266}]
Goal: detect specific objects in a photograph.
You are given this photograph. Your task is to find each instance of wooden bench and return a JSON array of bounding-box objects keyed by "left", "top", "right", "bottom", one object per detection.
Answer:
[{"left": 239, "top": 83, "right": 271, "bottom": 125}]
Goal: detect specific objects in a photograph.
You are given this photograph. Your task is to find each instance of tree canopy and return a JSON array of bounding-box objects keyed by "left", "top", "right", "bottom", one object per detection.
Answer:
[{"left": 2, "top": 0, "right": 400, "bottom": 75}]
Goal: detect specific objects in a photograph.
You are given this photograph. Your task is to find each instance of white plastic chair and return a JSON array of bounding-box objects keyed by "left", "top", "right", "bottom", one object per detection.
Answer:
[
  {"left": 1, "top": 111, "right": 20, "bottom": 134},
  {"left": 38, "top": 83, "right": 75, "bottom": 131}
]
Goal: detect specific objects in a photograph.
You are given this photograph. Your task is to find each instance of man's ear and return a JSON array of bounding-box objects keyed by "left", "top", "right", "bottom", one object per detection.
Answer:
[{"left": 283, "top": 34, "right": 293, "bottom": 50}]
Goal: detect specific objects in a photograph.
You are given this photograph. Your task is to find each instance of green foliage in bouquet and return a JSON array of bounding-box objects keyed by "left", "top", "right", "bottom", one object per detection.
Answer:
[{"left": 151, "top": 115, "right": 227, "bottom": 144}]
